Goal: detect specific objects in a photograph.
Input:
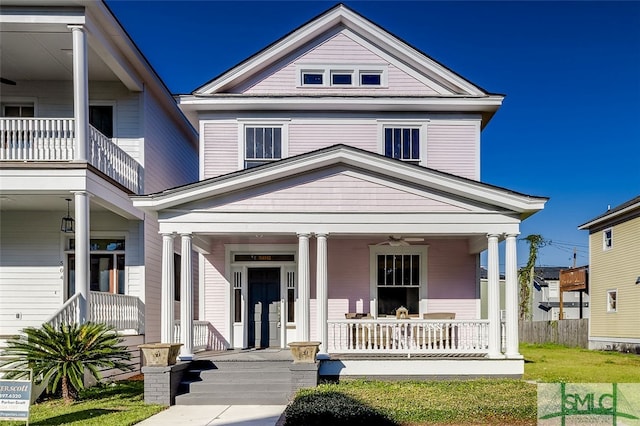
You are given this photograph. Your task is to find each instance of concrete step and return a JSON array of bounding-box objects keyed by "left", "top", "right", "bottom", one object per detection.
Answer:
[
  {"left": 175, "top": 359, "right": 294, "bottom": 406},
  {"left": 175, "top": 392, "right": 291, "bottom": 405}
]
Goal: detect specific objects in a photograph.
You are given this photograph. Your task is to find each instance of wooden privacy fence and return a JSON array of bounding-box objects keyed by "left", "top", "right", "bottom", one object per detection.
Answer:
[{"left": 519, "top": 319, "right": 588, "bottom": 348}]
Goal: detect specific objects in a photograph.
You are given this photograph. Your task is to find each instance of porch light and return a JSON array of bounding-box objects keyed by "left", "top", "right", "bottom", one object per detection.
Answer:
[
  {"left": 61, "top": 198, "right": 75, "bottom": 233},
  {"left": 636, "top": 276, "right": 640, "bottom": 285}
]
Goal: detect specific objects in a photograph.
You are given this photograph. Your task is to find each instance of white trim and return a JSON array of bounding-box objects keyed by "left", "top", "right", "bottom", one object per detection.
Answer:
[
  {"left": 369, "top": 245, "right": 429, "bottom": 318},
  {"left": 319, "top": 359, "right": 524, "bottom": 377},
  {"left": 0, "top": 97, "right": 38, "bottom": 117}
]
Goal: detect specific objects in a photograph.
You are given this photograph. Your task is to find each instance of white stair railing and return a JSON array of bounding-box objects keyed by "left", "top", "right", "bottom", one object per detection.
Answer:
[
  {"left": 45, "top": 293, "right": 81, "bottom": 329},
  {"left": 174, "top": 320, "right": 213, "bottom": 352},
  {"left": 44, "top": 292, "right": 144, "bottom": 334}
]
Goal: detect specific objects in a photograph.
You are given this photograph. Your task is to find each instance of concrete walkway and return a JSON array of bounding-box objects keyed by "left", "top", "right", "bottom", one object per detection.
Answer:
[{"left": 137, "top": 404, "right": 286, "bottom": 426}]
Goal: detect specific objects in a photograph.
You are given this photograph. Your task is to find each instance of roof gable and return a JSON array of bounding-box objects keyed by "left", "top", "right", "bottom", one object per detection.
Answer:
[
  {"left": 132, "top": 144, "right": 547, "bottom": 219},
  {"left": 193, "top": 4, "right": 490, "bottom": 97}
]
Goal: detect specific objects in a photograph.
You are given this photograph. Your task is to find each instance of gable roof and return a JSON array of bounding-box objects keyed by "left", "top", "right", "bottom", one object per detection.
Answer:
[
  {"left": 193, "top": 4, "right": 494, "bottom": 97},
  {"left": 131, "top": 144, "right": 547, "bottom": 219},
  {"left": 578, "top": 195, "right": 640, "bottom": 230}
]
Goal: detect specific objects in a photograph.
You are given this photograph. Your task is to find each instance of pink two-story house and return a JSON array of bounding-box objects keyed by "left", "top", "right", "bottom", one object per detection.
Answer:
[{"left": 133, "top": 4, "right": 547, "bottom": 378}]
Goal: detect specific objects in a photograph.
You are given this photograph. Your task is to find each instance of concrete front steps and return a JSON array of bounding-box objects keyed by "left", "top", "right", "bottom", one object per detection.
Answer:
[{"left": 175, "top": 359, "right": 294, "bottom": 405}]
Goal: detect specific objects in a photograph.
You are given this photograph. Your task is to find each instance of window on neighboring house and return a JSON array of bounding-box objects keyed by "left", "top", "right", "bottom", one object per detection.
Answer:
[
  {"left": 360, "top": 72, "right": 382, "bottom": 86},
  {"left": 2, "top": 104, "right": 34, "bottom": 117},
  {"left": 603, "top": 228, "right": 613, "bottom": 251},
  {"left": 384, "top": 127, "right": 421, "bottom": 163},
  {"left": 67, "top": 238, "right": 125, "bottom": 298},
  {"left": 244, "top": 126, "right": 282, "bottom": 168},
  {"left": 607, "top": 289, "right": 617, "bottom": 312},
  {"left": 377, "top": 254, "right": 420, "bottom": 316},
  {"left": 89, "top": 105, "right": 113, "bottom": 138}
]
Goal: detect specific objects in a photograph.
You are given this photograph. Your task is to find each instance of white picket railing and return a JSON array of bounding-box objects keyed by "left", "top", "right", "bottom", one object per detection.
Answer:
[
  {"left": 45, "top": 291, "right": 144, "bottom": 334},
  {"left": 89, "top": 125, "right": 142, "bottom": 193},
  {"left": 46, "top": 293, "right": 82, "bottom": 329},
  {"left": 174, "top": 320, "right": 214, "bottom": 352},
  {"left": 91, "top": 292, "right": 144, "bottom": 334},
  {"left": 0, "top": 118, "right": 142, "bottom": 193},
  {"left": 328, "top": 319, "right": 490, "bottom": 354}
]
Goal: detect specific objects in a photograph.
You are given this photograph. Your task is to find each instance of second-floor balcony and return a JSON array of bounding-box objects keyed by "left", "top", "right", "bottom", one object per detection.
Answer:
[{"left": 0, "top": 117, "right": 142, "bottom": 194}]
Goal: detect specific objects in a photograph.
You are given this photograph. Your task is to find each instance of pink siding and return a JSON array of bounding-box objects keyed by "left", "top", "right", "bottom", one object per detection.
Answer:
[
  {"left": 206, "top": 170, "right": 470, "bottom": 213},
  {"left": 203, "top": 122, "right": 238, "bottom": 179},
  {"left": 426, "top": 239, "right": 477, "bottom": 298},
  {"left": 231, "top": 32, "right": 441, "bottom": 96},
  {"left": 427, "top": 122, "right": 479, "bottom": 180},
  {"left": 289, "top": 122, "right": 376, "bottom": 155},
  {"left": 326, "top": 239, "right": 372, "bottom": 320},
  {"left": 202, "top": 239, "right": 230, "bottom": 348}
]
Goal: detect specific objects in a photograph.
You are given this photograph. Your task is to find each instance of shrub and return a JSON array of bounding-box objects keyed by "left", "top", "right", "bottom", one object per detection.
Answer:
[
  {"left": 0, "top": 322, "right": 132, "bottom": 402},
  {"left": 284, "top": 391, "right": 397, "bottom": 426}
]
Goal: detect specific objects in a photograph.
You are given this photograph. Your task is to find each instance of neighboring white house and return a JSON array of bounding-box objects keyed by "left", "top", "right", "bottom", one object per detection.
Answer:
[
  {"left": 0, "top": 0, "right": 198, "bottom": 349},
  {"left": 132, "top": 4, "right": 547, "bottom": 378}
]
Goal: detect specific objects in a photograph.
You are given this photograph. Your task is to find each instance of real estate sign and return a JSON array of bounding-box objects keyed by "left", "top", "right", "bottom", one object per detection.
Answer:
[{"left": 0, "top": 378, "right": 32, "bottom": 422}]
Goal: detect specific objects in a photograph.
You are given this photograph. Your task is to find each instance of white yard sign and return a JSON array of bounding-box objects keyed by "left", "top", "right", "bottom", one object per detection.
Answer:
[{"left": 0, "top": 378, "right": 32, "bottom": 423}]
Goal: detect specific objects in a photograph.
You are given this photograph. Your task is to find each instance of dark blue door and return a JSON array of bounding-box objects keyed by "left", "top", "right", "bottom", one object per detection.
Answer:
[{"left": 248, "top": 268, "right": 280, "bottom": 348}]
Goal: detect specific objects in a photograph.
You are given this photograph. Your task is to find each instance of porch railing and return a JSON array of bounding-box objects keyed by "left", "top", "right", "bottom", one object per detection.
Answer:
[
  {"left": 173, "top": 320, "right": 214, "bottom": 352},
  {"left": 45, "top": 291, "right": 144, "bottom": 335},
  {"left": 0, "top": 118, "right": 142, "bottom": 193},
  {"left": 328, "top": 319, "right": 490, "bottom": 354}
]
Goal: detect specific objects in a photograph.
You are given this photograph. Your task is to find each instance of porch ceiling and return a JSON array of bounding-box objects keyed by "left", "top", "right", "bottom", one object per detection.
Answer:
[{"left": 0, "top": 28, "right": 119, "bottom": 83}]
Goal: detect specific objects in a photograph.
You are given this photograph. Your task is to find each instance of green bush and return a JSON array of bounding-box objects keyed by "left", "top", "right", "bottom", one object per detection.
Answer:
[{"left": 284, "top": 391, "right": 398, "bottom": 426}]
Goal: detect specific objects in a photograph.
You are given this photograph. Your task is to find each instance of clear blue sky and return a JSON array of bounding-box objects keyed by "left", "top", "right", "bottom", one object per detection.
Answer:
[{"left": 106, "top": 1, "right": 640, "bottom": 269}]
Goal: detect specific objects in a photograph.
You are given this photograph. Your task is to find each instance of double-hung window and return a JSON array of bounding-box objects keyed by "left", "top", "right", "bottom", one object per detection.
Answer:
[
  {"left": 379, "top": 122, "right": 424, "bottom": 164},
  {"left": 66, "top": 238, "right": 125, "bottom": 298},
  {"left": 371, "top": 245, "right": 427, "bottom": 317},
  {"left": 603, "top": 228, "right": 613, "bottom": 251},
  {"left": 244, "top": 126, "right": 283, "bottom": 168}
]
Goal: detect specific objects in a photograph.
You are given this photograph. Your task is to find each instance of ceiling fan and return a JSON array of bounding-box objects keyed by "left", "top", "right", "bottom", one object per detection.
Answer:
[
  {"left": 376, "top": 235, "right": 424, "bottom": 246},
  {"left": 1, "top": 78, "right": 17, "bottom": 86}
]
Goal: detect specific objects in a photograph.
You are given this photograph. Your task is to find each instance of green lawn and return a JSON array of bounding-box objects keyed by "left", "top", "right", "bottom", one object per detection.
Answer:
[
  {"left": 8, "top": 344, "right": 640, "bottom": 426},
  {"left": 287, "top": 343, "right": 640, "bottom": 425},
  {"left": 1, "top": 381, "right": 164, "bottom": 426}
]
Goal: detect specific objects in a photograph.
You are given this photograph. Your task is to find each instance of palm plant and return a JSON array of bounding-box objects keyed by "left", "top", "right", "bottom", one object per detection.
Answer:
[{"left": 0, "top": 322, "right": 132, "bottom": 402}]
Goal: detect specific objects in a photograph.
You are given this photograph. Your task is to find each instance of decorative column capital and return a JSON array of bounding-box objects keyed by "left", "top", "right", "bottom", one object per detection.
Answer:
[
  {"left": 315, "top": 233, "right": 329, "bottom": 239},
  {"left": 505, "top": 233, "right": 519, "bottom": 239},
  {"left": 180, "top": 232, "right": 193, "bottom": 239},
  {"left": 487, "top": 233, "right": 500, "bottom": 240},
  {"left": 67, "top": 24, "right": 86, "bottom": 32}
]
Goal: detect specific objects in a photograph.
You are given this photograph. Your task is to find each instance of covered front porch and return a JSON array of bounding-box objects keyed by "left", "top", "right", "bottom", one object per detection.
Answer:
[{"left": 132, "top": 146, "right": 547, "bottom": 377}]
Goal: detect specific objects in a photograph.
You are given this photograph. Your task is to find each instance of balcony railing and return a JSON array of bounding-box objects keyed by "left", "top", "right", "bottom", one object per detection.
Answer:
[
  {"left": 0, "top": 117, "right": 142, "bottom": 193},
  {"left": 328, "top": 318, "right": 490, "bottom": 355}
]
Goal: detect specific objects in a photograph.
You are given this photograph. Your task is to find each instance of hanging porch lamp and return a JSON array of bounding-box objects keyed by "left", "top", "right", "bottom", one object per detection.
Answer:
[{"left": 61, "top": 198, "right": 75, "bottom": 233}]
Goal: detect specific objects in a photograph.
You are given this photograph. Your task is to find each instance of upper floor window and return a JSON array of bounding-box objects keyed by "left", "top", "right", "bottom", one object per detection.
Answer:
[
  {"left": 360, "top": 72, "right": 382, "bottom": 86},
  {"left": 244, "top": 126, "right": 283, "bottom": 168},
  {"left": 383, "top": 127, "right": 421, "bottom": 163},
  {"left": 603, "top": 228, "right": 613, "bottom": 251},
  {"left": 302, "top": 72, "right": 324, "bottom": 85}
]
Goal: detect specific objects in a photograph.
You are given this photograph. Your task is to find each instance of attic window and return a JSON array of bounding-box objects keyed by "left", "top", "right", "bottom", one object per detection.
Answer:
[
  {"left": 302, "top": 72, "right": 324, "bottom": 85},
  {"left": 361, "top": 73, "right": 382, "bottom": 86},
  {"left": 298, "top": 65, "right": 388, "bottom": 88}
]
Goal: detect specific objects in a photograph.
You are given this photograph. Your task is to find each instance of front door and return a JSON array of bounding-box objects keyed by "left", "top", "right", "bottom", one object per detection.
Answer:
[{"left": 248, "top": 268, "right": 281, "bottom": 348}]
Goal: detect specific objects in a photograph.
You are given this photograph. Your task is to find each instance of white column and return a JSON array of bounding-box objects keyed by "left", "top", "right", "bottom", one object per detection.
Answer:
[
  {"left": 179, "top": 233, "right": 194, "bottom": 360},
  {"left": 316, "top": 233, "right": 328, "bottom": 354},
  {"left": 297, "top": 233, "right": 311, "bottom": 341},
  {"left": 487, "top": 234, "right": 503, "bottom": 358},
  {"left": 505, "top": 234, "right": 521, "bottom": 358},
  {"left": 160, "top": 233, "right": 175, "bottom": 343},
  {"left": 74, "top": 191, "right": 90, "bottom": 323},
  {"left": 69, "top": 25, "right": 89, "bottom": 162}
]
